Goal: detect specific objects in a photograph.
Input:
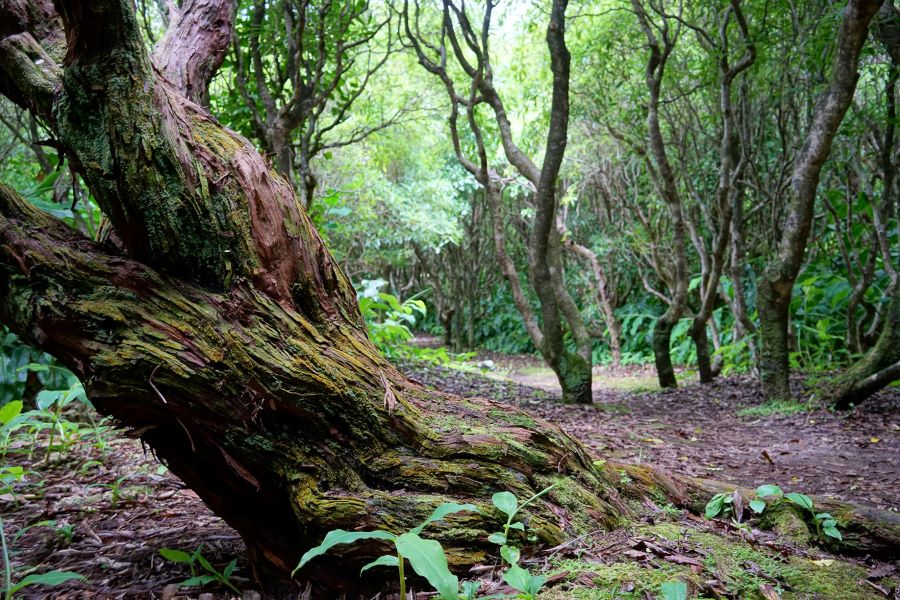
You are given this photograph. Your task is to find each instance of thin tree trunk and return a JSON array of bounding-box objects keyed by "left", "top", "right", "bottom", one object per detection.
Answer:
[
  {"left": 632, "top": 0, "right": 688, "bottom": 389},
  {"left": 758, "top": 0, "right": 882, "bottom": 400}
]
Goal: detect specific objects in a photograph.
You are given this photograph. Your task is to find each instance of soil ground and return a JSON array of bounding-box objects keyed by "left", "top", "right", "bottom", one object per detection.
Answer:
[{"left": 2, "top": 352, "right": 899, "bottom": 599}]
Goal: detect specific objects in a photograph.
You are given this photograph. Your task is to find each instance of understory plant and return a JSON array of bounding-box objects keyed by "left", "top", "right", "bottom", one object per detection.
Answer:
[
  {"left": 1, "top": 517, "right": 84, "bottom": 600},
  {"left": 159, "top": 544, "right": 240, "bottom": 594},
  {"left": 707, "top": 485, "right": 842, "bottom": 542},
  {"left": 294, "top": 502, "right": 479, "bottom": 599},
  {"left": 488, "top": 483, "right": 559, "bottom": 599}
]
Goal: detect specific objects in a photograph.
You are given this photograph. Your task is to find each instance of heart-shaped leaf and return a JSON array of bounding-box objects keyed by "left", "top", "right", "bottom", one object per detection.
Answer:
[
  {"left": 749, "top": 499, "right": 766, "bottom": 514},
  {"left": 756, "top": 484, "right": 783, "bottom": 498},
  {"left": 492, "top": 491, "right": 518, "bottom": 517}
]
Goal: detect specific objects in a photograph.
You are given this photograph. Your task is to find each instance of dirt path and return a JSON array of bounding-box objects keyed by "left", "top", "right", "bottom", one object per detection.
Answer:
[
  {"left": 406, "top": 357, "right": 900, "bottom": 512},
  {"left": 3, "top": 355, "right": 899, "bottom": 598}
]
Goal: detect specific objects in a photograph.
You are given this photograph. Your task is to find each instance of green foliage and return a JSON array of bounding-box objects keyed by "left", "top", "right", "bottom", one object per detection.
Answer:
[
  {"left": 783, "top": 494, "right": 843, "bottom": 542},
  {"left": 748, "top": 484, "right": 783, "bottom": 515},
  {"left": 158, "top": 544, "right": 240, "bottom": 594},
  {"left": 704, "top": 491, "right": 736, "bottom": 520},
  {"left": 659, "top": 580, "right": 687, "bottom": 600},
  {"left": 357, "top": 281, "right": 467, "bottom": 365},
  {"left": 294, "top": 502, "right": 478, "bottom": 599},
  {"left": 706, "top": 485, "right": 842, "bottom": 544},
  {"left": 1, "top": 517, "right": 84, "bottom": 600},
  {"left": 488, "top": 483, "right": 558, "bottom": 600}
]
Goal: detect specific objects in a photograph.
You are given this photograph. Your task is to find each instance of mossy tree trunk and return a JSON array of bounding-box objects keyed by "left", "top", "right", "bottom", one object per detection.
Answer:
[
  {"left": 757, "top": 0, "right": 882, "bottom": 401},
  {"left": 1, "top": 1, "right": 899, "bottom": 595},
  {"left": 0, "top": 0, "right": 612, "bottom": 585},
  {"left": 830, "top": 3, "right": 900, "bottom": 409}
]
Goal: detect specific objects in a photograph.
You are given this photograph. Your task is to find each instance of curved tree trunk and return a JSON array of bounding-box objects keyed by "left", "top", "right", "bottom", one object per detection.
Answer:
[
  {"left": 2, "top": 4, "right": 900, "bottom": 596},
  {"left": 830, "top": 3, "right": 900, "bottom": 408},
  {"left": 0, "top": 0, "right": 610, "bottom": 585},
  {"left": 632, "top": 0, "right": 688, "bottom": 390},
  {"left": 757, "top": 0, "right": 882, "bottom": 401}
]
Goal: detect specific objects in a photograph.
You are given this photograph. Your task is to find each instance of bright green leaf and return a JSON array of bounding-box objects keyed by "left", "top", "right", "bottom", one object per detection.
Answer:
[
  {"left": 755, "top": 484, "right": 783, "bottom": 498},
  {"left": 395, "top": 532, "right": 458, "bottom": 600},
  {"left": 785, "top": 493, "right": 814, "bottom": 512},
  {"left": 502, "top": 564, "right": 534, "bottom": 594},
  {"left": 411, "top": 502, "right": 479, "bottom": 535},
  {"left": 0, "top": 400, "right": 22, "bottom": 424},
  {"left": 360, "top": 554, "right": 399, "bottom": 574},
  {"left": 11, "top": 570, "right": 85, "bottom": 594},
  {"left": 293, "top": 529, "right": 395, "bottom": 575},
  {"left": 500, "top": 545, "right": 521, "bottom": 564},
  {"left": 492, "top": 491, "right": 518, "bottom": 517}
]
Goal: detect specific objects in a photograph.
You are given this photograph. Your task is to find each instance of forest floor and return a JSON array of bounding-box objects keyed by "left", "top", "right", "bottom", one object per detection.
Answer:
[{"left": 3, "top": 354, "right": 900, "bottom": 599}]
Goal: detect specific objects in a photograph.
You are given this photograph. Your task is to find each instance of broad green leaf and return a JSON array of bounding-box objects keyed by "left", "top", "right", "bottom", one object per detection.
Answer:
[
  {"left": 704, "top": 494, "right": 725, "bottom": 518},
  {"left": 660, "top": 580, "right": 688, "bottom": 600},
  {"left": 293, "top": 529, "right": 395, "bottom": 575},
  {"left": 461, "top": 580, "right": 481, "bottom": 599},
  {"left": 756, "top": 484, "right": 783, "bottom": 498},
  {"left": 360, "top": 554, "right": 399, "bottom": 574},
  {"left": 35, "top": 390, "right": 63, "bottom": 411},
  {"left": 821, "top": 519, "right": 837, "bottom": 528},
  {"left": 528, "top": 573, "right": 546, "bottom": 595},
  {"left": 508, "top": 521, "right": 525, "bottom": 531},
  {"left": 395, "top": 532, "right": 458, "bottom": 600},
  {"left": 0, "top": 400, "right": 22, "bottom": 424},
  {"left": 785, "top": 493, "right": 813, "bottom": 512},
  {"left": 500, "top": 545, "right": 520, "bottom": 564},
  {"left": 502, "top": 564, "right": 534, "bottom": 594},
  {"left": 488, "top": 532, "right": 507, "bottom": 545},
  {"left": 159, "top": 548, "right": 193, "bottom": 564},
  {"left": 411, "top": 502, "right": 479, "bottom": 534},
  {"left": 11, "top": 570, "right": 85, "bottom": 593},
  {"left": 823, "top": 526, "right": 842, "bottom": 540},
  {"left": 815, "top": 513, "right": 833, "bottom": 520},
  {"left": 492, "top": 491, "right": 518, "bottom": 517},
  {"left": 748, "top": 499, "right": 766, "bottom": 514}
]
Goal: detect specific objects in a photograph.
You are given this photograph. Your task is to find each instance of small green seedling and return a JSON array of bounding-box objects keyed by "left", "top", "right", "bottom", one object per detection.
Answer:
[
  {"left": 706, "top": 485, "right": 842, "bottom": 543},
  {"left": 784, "top": 492, "right": 842, "bottom": 541},
  {"left": 704, "top": 491, "right": 736, "bottom": 519},
  {"left": 748, "top": 484, "right": 783, "bottom": 514},
  {"left": 489, "top": 482, "right": 558, "bottom": 600},
  {"left": 159, "top": 544, "right": 240, "bottom": 594},
  {"left": 1, "top": 517, "right": 84, "bottom": 600},
  {"left": 294, "top": 502, "right": 478, "bottom": 600}
]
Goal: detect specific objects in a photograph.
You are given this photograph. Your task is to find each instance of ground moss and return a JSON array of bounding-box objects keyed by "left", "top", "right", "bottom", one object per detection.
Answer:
[
  {"left": 539, "top": 521, "right": 886, "bottom": 599},
  {"left": 544, "top": 558, "right": 697, "bottom": 600}
]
